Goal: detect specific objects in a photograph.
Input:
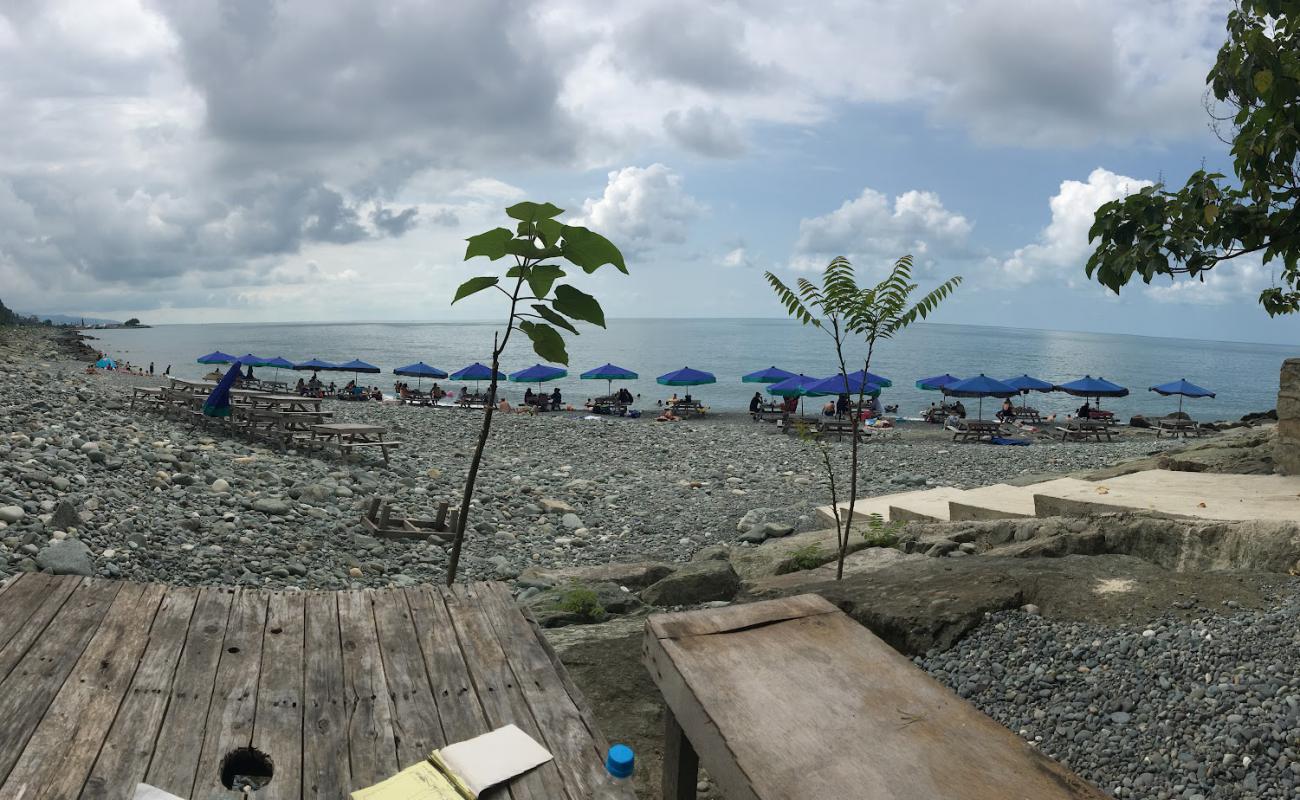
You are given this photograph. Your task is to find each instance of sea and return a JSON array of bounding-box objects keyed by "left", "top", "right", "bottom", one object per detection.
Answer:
[{"left": 86, "top": 319, "right": 1296, "bottom": 422}]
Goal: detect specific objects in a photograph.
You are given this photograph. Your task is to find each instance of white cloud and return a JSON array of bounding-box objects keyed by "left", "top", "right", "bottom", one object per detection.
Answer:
[
  {"left": 663, "top": 107, "right": 746, "bottom": 158},
  {"left": 572, "top": 164, "right": 706, "bottom": 253},
  {"left": 997, "top": 168, "right": 1154, "bottom": 285},
  {"left": 792, "top": 187, "right": 974, "bottom": 272},
  {"left": 720, "top": 247, "right": 750, "bottom": 269},
  {"left": 1144, "top": 259, "right": 1270, "bottom": 306}
]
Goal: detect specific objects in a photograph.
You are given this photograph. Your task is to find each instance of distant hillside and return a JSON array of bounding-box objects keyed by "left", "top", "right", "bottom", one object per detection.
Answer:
[{"left": 0, "top": 298, "right": 16, "bottom": 326}]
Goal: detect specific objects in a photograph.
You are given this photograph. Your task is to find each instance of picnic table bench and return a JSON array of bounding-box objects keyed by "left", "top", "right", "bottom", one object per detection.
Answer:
[
  {"left": 643, "top": 595, "right": 1106, "bottom": 800},
  {"left": 1155, "top": 417, "right": 1203, "bottom": 438},
  {"left": 1057, "top": 419, "right": 1114, "bottom": 442},
  {"left": 129, "top": 386, "right": 166, "bottom": 411},
  {"left": 667, "top": 401, "right": 706, "bottom": 417},
  {"left": 1013, "top": 405, "right": 1043, "bottom": 423},
  {"left": 0, "top": 574, "right": 628, "bottom": 799},
  {"left": 309, "top": 423, "right": 401, "bottom": 466},
  {"left": 946, "top": 419, "right": 1002, "bottom": 442}
]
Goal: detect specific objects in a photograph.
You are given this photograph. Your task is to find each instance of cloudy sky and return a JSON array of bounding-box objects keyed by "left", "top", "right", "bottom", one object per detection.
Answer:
[{"left": 2, "top": 0, "right": 1297, "bottom": 344}]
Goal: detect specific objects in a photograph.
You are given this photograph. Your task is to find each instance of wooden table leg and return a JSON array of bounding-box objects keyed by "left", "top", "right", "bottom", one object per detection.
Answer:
[{"left": 663, "top": 709, "right": 698, "bottom": 800}]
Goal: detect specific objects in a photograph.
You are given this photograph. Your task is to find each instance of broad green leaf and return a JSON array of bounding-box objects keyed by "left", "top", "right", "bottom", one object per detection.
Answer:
[
  {"left": 519, "top": 320, "right": 569, "bottom": 364},
  {"left": 1254, "top": 69, "right": 1274, "bottom": 94},
  {"left": 452, "top": 276, "right": 499, "bottom": 304},
  {"left": 526, "top": 264, "right": 565, "bottom": 299},
  {"left": 561, "top": 225, "right": 627, "bottom": 274},
  {"left": 1203, "top": 204, "right": 1220, "bottom": 225},
  {"left": 536, "top": 218, "right": 563, "bottom": 248},
  {"left": 531, "top": 304, "right": 579, "bottom": 334},
  {"left": 552, "top": 284, "right": 606, "bottom": 327},
  {"left": 464, "top": 228, "right": 513, "bottom": 261},
  {"left": 506, "top": 201, "right": 565, "bottom": 223}
]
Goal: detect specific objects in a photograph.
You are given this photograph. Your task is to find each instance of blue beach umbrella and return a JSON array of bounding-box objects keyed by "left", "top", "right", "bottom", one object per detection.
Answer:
[
  {"left": 393, "top": 361, "right": 448, "bottom": 390},
  {"left": 581, "top": 363, "right": 638, "bottom": 395},
  {"left": 259, "top": 356, "right": 295, "bottom": 382},
  {"left": 1150, "top": 378, "right": 1215, "bottom": 415},
  {"left": 509, "top": 363, "right": 568, "bottom": 385},
  {"left": 294, "top": 358, "right": 337, "bottom": 371},
  {"left": 916, "top": 373, "right": 962, "bottom": 392},
  {"left": 804, "top": 374, "right": 881, "bottom": 398},
  {"left": 1054, "top": 376, "right": 1129, "bottom": 409},
  {"left": 335, "top": 359, "right": 380, "bottom": 374},
  {"left": 846, "top": 369, "right": 893, "bottom": 388},
  {"left": 202, "top": 361, "right": 243, "bottom": 418},
  {"left": 944, "top": 374, "right": 1019, "bottom": 419},
  {"left": 742, "top": 366, "right": 797, "bottom": 384},
  {"left": 197, "top": 350, "right": 236, "bottom": 365},
  {"left": 95, "top": 357, "right": 116, "bottom": 369},
  {"left": 233, "top": 354, "right": 272, "bottom": 367},
  {"left": 766, "top": 374, "right": 818, "bottom": 416},
  {"left": 1002, "top": 374, "right": 1055, "bottom": 394},
  {"left": 656, "top": 367, "right": 716, "bottom": 386},
  {"left": 451, "top": 362, "right": 506, "bottom": 394}
]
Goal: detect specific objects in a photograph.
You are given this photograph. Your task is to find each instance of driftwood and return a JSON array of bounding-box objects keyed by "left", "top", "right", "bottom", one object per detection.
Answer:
[{"left": 363, "top": 496, "right": 455, "bottom": 542}]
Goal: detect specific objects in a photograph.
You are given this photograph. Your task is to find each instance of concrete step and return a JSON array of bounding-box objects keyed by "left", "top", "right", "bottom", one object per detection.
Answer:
[
  {"left": 816, "top": 487, "right": 965, "bottom": 527},
  {"left": 1031, "top": 469, "right": 1300, "bottom": 522},
  {"left": 887, "top": 487, "right": 970, "bottom": 522},
  {"left": 947, "top": 479, "right": 1095, "bottom": 521}
]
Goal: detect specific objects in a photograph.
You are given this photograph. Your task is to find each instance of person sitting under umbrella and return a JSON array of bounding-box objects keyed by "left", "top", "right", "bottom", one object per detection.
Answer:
[
  {"left": 750, "top": 392, "right": 763, "bottom": 416},
  {"left": 550, "top": 387, "right": 562, "bottom": 411},
  {"left": 1076, "top": 400, "right": 1091, "bottom": 419},
  {"left": 524, "top": 387, "right": 535, "bottom": 406},
  {"left": 997, "top": 398, "right": 1016, "bottom": 423}
]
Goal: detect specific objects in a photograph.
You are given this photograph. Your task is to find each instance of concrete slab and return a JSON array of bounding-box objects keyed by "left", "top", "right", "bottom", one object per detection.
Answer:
[
  {"left": 816, "top": 487, "right": 962, "bottom": 527},
  {"left": 887, "top": 487, "right": 970, "bottom": 522},
  {"left": 947, "top": 479, "right": 1095, "bottom": 521},
  {"left": 1032, "top": 469, "right": 1300, "bottom": 522}
]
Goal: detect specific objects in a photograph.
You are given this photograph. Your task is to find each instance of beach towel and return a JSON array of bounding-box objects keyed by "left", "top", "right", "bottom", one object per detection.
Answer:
[
  {"left": 202, "top": 360, "right": 243, "bottom": 417},
  {"left": 989, "top": 436, "right": 1030, "bottom": 446}
]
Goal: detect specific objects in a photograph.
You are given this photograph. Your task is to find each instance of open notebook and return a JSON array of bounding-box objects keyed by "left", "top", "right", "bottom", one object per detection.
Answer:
[{"left": 351, "top": 724, "right": 553, "bottom": 800}]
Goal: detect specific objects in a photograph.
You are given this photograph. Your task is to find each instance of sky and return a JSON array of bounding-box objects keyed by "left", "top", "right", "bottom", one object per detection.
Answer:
[{"left": 2, "top": 0, "right": 1298, "bottom": 345}]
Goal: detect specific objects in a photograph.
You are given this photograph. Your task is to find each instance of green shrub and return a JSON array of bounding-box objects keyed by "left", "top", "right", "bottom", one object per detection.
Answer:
[
  {"left": 784, "top": 543, "right": 831, "bottom": 573},
  {"left": 558, "top": 587, "right": 606, "bottom": 622},
  {"left": 860, "top": 512, "right": 903, "bottom": 548}
]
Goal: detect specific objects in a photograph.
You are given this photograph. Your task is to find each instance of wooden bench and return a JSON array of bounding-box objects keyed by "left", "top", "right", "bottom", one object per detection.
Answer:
[
  {"left": 1013, "top": 406, "right": 1042, "bottom": 423},
  {"left": 309, "top": 423, "right": 401, "bottom": 466},
  {"left": 643, "top": 595, "right": 1107, "bottom": 800}
]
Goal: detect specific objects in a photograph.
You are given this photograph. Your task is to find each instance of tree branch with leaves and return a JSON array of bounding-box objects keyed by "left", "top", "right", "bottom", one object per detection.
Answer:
[
  {"left": 765, "top": 256, "right": 960, "bottom": 578},
  {"left": 444, "top": 201, "right": 626, "bottom": 585}
]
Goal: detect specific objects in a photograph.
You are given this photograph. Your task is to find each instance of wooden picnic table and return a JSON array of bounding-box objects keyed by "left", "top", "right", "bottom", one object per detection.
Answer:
[
  {"left": 1155, "top": 417, "right": 1203, "bottom": 438},
  {"left": 947, "top": 418, "right": 1003, "bottom": 442},
  {"left": 0, "top": 574, "right": 627, "bottom": 799},
  {"left": 309, "top": 423, "right": 401, "bottom": 466},
  {"left": 1057, "top": 420, "right": 1114, "bottom": 442},
  {"left": 643, "top": 595, "right": 1106, "bottom": 800}
]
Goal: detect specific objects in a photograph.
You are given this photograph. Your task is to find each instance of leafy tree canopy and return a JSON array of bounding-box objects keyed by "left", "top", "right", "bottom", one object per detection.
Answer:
[{"left": 1086, "top": 0, "right": 1300, "bottom": 315}]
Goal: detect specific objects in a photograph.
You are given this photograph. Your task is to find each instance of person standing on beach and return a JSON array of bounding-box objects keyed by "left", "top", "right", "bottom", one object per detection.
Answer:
[
  {"left": 148, "top": 362, "right": 154, "bottom": 375},
  {"left": 164, "top": 364, "right": 170, "bottom": 375}
]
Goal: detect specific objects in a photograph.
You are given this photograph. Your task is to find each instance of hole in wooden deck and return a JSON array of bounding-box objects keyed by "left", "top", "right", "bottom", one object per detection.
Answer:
[{"left": 220, "top": 746, "right": 274, "bottom": 792}]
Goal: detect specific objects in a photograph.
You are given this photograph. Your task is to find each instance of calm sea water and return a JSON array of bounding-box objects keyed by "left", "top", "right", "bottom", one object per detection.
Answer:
[{"left": 87, "top": 319, "right": 1295, "bottom": 421}]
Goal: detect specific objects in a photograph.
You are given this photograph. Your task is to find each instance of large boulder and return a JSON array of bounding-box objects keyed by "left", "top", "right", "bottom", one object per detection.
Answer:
[
  {"left": 35, "top": 539, "right": 94, "bottom": 576},
  {"left": 50, "top": 500, "right": 83, "bottom": 531},
  {"left": 736, "top": 507, "right": 799, "bottom": 534},
  {"left": 639, "top": 560, "right": 740, "bottom": 606},
  {"left": 517, "top": 561, "right": 676, "bottom": 591}
]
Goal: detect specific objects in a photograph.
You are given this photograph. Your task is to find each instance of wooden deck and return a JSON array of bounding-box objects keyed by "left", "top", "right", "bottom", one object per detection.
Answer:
[{"left": 0, "top": 574, "right": 624, "bottom": 799}]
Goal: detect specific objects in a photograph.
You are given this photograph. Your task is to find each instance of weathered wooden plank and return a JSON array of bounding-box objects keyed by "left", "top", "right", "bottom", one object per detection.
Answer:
[
  {"left": 372, "top": 588, "right": 445, "bottom": 764},
  {"left": 446, "top": 583, "right": 570, "bottom": 800},
  {"left": 0, "top": 582, "right": 166, "bottom": 799},
  {"left": 643, "top": 594, "right": 1108, "bottom": 800},
  {"left": 0, "top": 577, "right": 120, "bottom": 782},
  {"left": 252, "top": 591, "right": 306, "bottom": 800},
  {"left": 647, "top": 593, "right": 836, "bottom": 640},
  {"left": 0, "top": 573, "right": 80, "bottom": 684},
  {"left": 302, "top": 592, "right": 350, "bottom": 799},
  {"left": 338, "top": 590, "right": 399, "bottom": 791},
  {"left": 661, "top": 711, "right": 699, "bottom": 800},
  {"left": 144, "top": 588, "right": 235, "bottom": 796},
  {"left": 83, "top": 586, "right": 201, "bottom": 800},
  {"left": 478, "top": 582, "right": 610, "bottom": 798},
  {"left": 406, "top": 586, "right": 489, "bottom": 744},
  {"left": 192, "top": 589, "right": 269, "bottom": 799},
  {"left": 0, "top": 573, "right": 56, "bottom": 655}
]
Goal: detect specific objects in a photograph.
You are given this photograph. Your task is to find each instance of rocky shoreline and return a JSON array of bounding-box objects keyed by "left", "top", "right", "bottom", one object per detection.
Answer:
[{"left": 1, "top": 327, "right": 1184, "bottom": 589}]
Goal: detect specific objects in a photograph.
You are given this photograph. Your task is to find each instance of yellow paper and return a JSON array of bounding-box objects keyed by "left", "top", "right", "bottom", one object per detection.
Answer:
[{"left": 349, "top": 761, "right": 466, "bottom": 800}]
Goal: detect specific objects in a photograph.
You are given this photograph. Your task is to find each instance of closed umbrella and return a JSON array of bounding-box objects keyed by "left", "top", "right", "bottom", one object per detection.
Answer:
[
  {"left": 943, "top": 374, "right": 1018, "bottom": 420},
  {"left": 580, "top": 363, "right": 638, "bottom": 396},
  {"left": 202, "top": 361, "right": 243, "bottom": 418},
  {"left": 1149, "top": 378, "right": 1215, "bottom": 415},
  {"left": 742, "top": 366, "right": 797, "bottom": 384}
]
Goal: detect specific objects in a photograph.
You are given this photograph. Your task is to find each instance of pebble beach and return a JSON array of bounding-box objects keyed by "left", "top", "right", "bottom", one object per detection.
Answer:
[{"left": 0, "top": 328, "right": 1181, "bottom": 589}]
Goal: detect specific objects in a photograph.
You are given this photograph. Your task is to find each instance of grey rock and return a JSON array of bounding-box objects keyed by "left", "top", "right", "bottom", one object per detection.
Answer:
[
  {"left": 251, "top": 498, "right": 292, "bottom": 516},
  {"left": 35, "top": 539, "right": 94, "bottom": 576},
  {"left": 640, "top": 560, "right": 741, "bottom": 606},
  {"left": 50, "top": 500, "right": 82, "bottom": 531},
  {"left": 0, "top": 506, "right": 24, "bottom": 524}
]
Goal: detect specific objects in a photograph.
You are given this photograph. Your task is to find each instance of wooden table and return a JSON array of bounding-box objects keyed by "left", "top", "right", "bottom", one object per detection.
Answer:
[
  {"left": 0, "top": 575, "right": 627, "bottom": 800},
  {"left": 309, "top": 423, "right": 401, "bottom": 466},
  {"left": 643, "top": 595, "right": 1106, "bottom": 800},
  {"left": 1056, "top": 420, "right": 1115, "bottom": 442},
  {"left": 947, "top": 419, "right": 1003, "bottom": 442}
]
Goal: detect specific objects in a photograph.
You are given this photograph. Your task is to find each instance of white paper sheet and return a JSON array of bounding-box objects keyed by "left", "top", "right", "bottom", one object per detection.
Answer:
[
  {"left": 133, "top": 785, "right": 187, "bottom": 800},
  {"left": 435, "top": 724, "right": 553, "bottom": 797}
]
